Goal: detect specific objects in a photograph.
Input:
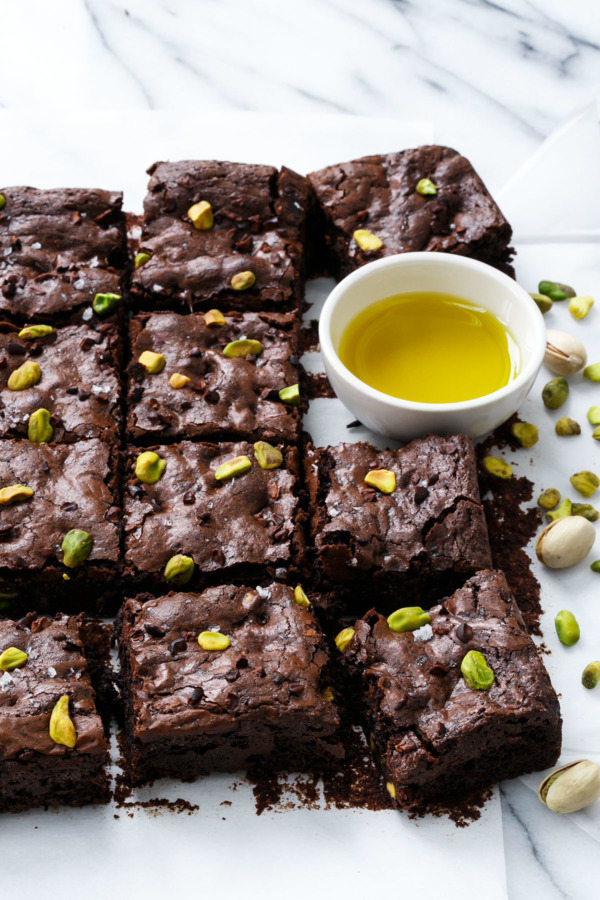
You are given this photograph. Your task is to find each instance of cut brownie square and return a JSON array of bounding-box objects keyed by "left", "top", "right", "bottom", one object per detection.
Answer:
[
  {"left": 127, "top": 310, "right": 300, "bottom": 443},
  {"left": 0, "top": 321, "right": 121, "bottom": 443},
  {"left": 129, "top": 161, "right": 311, "bottom": 312},
  {"left": 117, "top": 583, "right": 342, "bottom": 784},
  {"left": 305, "top": 436, "right": 492, "bottom": 606},
  {"left": 341, "top": 569, "right": 562, "bottom": 810},
  {"left": 0, "top": 439, "right": 121, "bottom": 616},
  {"left": 308, "top": 146, "right": 514, "bottom": 278},
  {"left": 0, "top": 187, "right": 127, "bottom": 323},
  {"left": 0, "top": 612, "right": 109, "bottom": 812},
  {"left": 123, "top": 441, "right": 304, "bottom": 591}
]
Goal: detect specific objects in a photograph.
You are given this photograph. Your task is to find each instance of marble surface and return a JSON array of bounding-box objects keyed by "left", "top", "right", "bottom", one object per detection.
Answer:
[{"left": 2, "top": 1, "right": 600, "bottom": 897}]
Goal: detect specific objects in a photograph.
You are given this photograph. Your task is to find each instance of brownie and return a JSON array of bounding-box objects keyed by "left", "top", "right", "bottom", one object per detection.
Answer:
[
  {"left": 123, "top": 440, "right": 304, "bottom": 590},
  {"left": 0, "top": 186, "right": 127, "bottom": 323},
  {"left": 0, "top": 321, "right": 121, "bottom": 443},
  {"left": 127, "top": 310, "right": 300, "bottom": 443},
  {"left": 305, "top": 435, "right": 492, "bottom": 606},
  {"left": 308, "top": 146, "right": 514, "bottom": 278},
  {"left": 129, "top": 161, "right": 311, "bottom": 312},
  {"left": 0, "top": 612, "right": 109, "bottom": 811},
  {"left": 342, "top": 570, "right": 562, "bottom": 810},
  {"left": 0, "top": 439, "right": 121, "bottom": 616},
  {"left": 117, "top": 583, "right": 342, "bottom": 784}
]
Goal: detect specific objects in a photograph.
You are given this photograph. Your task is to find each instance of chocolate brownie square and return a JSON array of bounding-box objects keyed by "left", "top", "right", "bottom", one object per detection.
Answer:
[
  {"left": 117, "top": 583, "right": 343, "bottom": 784},
  {"left": 305, "top": 435, "right": 492, "bottom": 605},
  {"left": 308, "top": 146, "right": 514, "bottom": 278},
  {"left": 342, "top": 570, "right": 562, "bottom": 810},
  {"left": 0, "top": 321, "right": 121, "bottom": 443},
  {"left": 0, "top": 612, "right": 109, "bottom": 811},
  {"left": 0, "top": 439, "right": 121, "bottom": 616},
  {"left": 129, "top": 161, "right": 311, "bottom": 312},
  {"left": 0, "top": 187, "right": 127, "bottom": 323},
  {"left": 123, "top": 441, "right": 304, "bottom": 591},
  {"left": 127, "top": 310, "right": 300, "bottom": 443}
]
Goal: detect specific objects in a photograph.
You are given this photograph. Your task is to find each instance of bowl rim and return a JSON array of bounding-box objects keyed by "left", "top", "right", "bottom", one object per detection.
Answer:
[{"left": 319, "top": 252, "right": 546, "bottom": 413}]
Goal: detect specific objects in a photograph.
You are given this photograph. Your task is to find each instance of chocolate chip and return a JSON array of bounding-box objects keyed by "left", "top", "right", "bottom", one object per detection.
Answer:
[
  {"left": 51, "top": 631, "right": 68, "bottom": 641},
  {"left": 225, "top": 669, "right": 240, "bottom": 683},
  {"left": 271, "top": 672, "right": 285, "bottom": 685},
  {"left": 288, "top": 682, "right": 304, "bottom": 696},
  {"left": 1, "top": 281, "right": 16, "bottom": 299},
  {"left": 65, "top": 386, "right": 79, "bottom": 395},
  {"left": 414, "top": 486, "right": 429, "bottom": 504},
  {"left": 41, "top": 459, "right": 50, "bottom": 472},
  {"left": 346, "top": 419, "right": 361, "bottom": 429},
  {"left": 428, "top": 473, "right": 439, "bottom": 486},
  {"left": 187, "top": 687, "right": 204, "bottom": 705},
  {"left": 144, "top": 624, "right": 165, "bottom": 638},
  {"left": 455, "top": 623, "right": 474, "bottom": 644},
  {"left": 429, "top": 664, "right": 448, "bottom": 677},
  {"left": 78, "top": 389, "right": 91, "bottom": 402},
  {"left": 8, "top": 341, "right": 26, "bottom": 356},
  {"left": 205, "top": 390, "right": 220, "bottom": 405},
  {"left": 169, "top": 638, "right": 187, "bottom": 656},
  {"left": 182, "top": 490, "right": 195, "bottom": 505},
  {"left": 28, "top": 343, "right": 43, "bottom": 357},
  {"left": 61, "top": 501, "right": 78, "bottom": 512},
  {"left": 40, "top": 547, "right": 54, "bottom": 558},
  {"left": 235, "top": 655, "right": 249, "bottom": 669},
  {"left": 289, "top": 355, "right": 299, "bottom": 366}
]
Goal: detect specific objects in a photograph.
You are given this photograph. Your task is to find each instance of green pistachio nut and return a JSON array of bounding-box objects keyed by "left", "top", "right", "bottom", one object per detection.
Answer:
[
  {"left": 583, "top": 363, "right": 600, "bottom": 383},
  {"left": 482, "top": 456, "right": 512, "bottom": 479},
  {"left": 592, "top": 561, "right": 600, "bottom": 573},
  {"left": 542, "top": 376, "right": 569, "bottom": 409},
  {"left": 214, "top": 455, "right": 252, "bottom": 481},
  {"left": 569, "top": 295, "right": 594, "bottom": 320},
  {"left": 0, "top": 194, "right": 6, "bottom": 210},
  {"left": 135, "top": 451, "right": 166, "bottom": 484},
  {"left": 570, "top": 471, "right": 600, "bottom": 498},
  {"left": 134, "top": 252, "right": 151, "bottom": 269},
  {"left": 92, "top": 292, "right": 121, "bottom": 316},
  {"left": 231, "top": 271, "right": 256, "bottom": 291},
  {"left": 223, "top": 339, "right": 263, "bottom": 359},
  {"left": 461, "top": 650, "right": 495, "bottom": 691},
  {"left": 572, "top": 503, "right": 599, "bottom": 522},
  {"left": 7, "top": 360, "right": 41, "bottom": 391},
  {"left": 49, "top": 695, "right": 77, "bottom": 748},
  {"left": 416, "top": 178, "right": 437, "bottom": 196},
  {"left": 335, "top": 628, "right": 355, "bottom": 652},
  {"left": 554, "top": 610, "right": 580, "bottom": 647},
  {"left": 364, "top": 468, "right": 396, "bottom": 494},
  {"left": 28, "top": 408, "right": 53, "bottom": 444},
  {"left": 293, "top": 585, "right": 310, "bottom": 608},
  {"left": 253, "top": 441, "right": 283, "bottom": 470},
  {"left": 587, "top": 407, "right": 600, "bottom": 426},
  {"left": 530, "top": 293, "right": 553, "bottom": 314},
  {"left": 512, "top": 422, "right": 539, "bottom": 448},
  {"left": 187, "top": 201, "right": 214, "bottom": 231},
  {"left": 61, "top": 530, "right": 93, "bottom": 568},
  {"left": 555, "top": 417, "right": 581, "bottom": 436},
  {"left": 538, "top": 489, "right": 561, "bottom": 510},
  {"left": 546, "top": 497, "right": 572, "bottom": 523},
  {"left": 582, "top": 661, "right": 600, "bottom": 690},
  {"left": 278, "top": 384, "right": 300, "bottom": 405},
  {"left": 353, "top": 229, "right": 383, "bottom": 252},
  {"left": 198, "top": 631, "right": 230, "bottom": 651},
  {"left": 593, "top": 426, "right": 600, "bottom": 442},
  {"left": 0, "top": 484, "right": 34, "bottom": 506},
  {"left": 387, "top": 606, "right": 431, "bottom": 633},
  {"left": 538, "top": 280, "right": 576, "bottom": 302},
  {"left": 18, "top": 324, "right": 53, "bottom": 340},
  {"left": 164, "top": 554, "right": 195, "bottom": 585},
  {"left": 0, "top": 647, "right": 28, "bottom": 671}
]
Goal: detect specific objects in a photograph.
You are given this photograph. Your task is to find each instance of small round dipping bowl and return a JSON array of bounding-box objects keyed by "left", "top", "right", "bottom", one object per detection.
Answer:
[{"left": 319, "top": 252, "right": 546, "bottom": 441}]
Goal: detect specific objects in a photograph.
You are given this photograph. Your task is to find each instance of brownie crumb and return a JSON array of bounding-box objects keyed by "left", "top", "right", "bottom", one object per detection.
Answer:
[
  {"left": 304, "top": 371, "right": 335, "bottom": 399},
  {"left": 300, "top": 319, "right": 320, "bottom": 354},
  {"left": 407, "top": 786, "right": 495, "bottom": 827}
]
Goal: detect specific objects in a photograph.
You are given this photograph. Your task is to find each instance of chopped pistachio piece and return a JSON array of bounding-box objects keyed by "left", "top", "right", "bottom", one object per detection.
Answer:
[
  {"left": 0, "top": 484, "right": 34, "bottom": 506},
  {"left": 92, "top": 292, "right": 121, "bottom": 316},
  {"left": 530, "top": 293, "right": 552, "bottom": 314},
  {"left": 135, "top": 451, "right": 166, "bottom": 484},
  {"left": 582, "top": 662, "right": 600, "bottom": 690},
  {"left": 164, "top": 554, "right": 194, "bottom": 585},
  {"left": 134, "top": 251, "right": 151, "bottom": 269},
  {"left": 61, "top": 530, "right": 93, "bottom": 568},
  {"left": 482, "top": 456, "right": 512, "bottom": 479},
  {"left": 222, "top": 339, "right": 263, "bottom": 358},
  {"left": 554, "top": 610, "right": 580, "bottom": 647},
  {"left": 253, "top": 441, "right": 283, "bottom": 470},
  {"left": 570, "top": 471, "right": 600, "bottom": 498},
  {"left": 461, "top": 650, "right": 494, "bottom": 691},
  {"left": 416, "top": 177, "right": 437, "bottom": 196},
  {"left": 138, "top": 350, "right": 166, "bottom": 374},
  {"left": 593, "top": 426, "right": 600, "bottom": 442},
  {"left": 555, "top": 417, "right": 581, "bottom": 436},
  {"left": 387, "top": 606, "right": 431, "bottom": 633},
  {"left": 0, "top": 647, "right": 28, "bottom": 671},
  {"left": 587, "top": 407, "right": 600, "bottom": 426},
  {"left": 364, "top": 468, "right": 396, "bottom": 494},
  {"left": 335, "top": 628, "right": 355, "bottom": 652},
  {"left": 278, "top": 384, "right": 300, "bottom": 405},
  {"left": 49, "top": 695, "right": 77, "bottom": 748},
  {"left": 542, "top": 376, "right": 569, "bottom": 409},
  {"left": 386, "top": 782, "right": 396, "bottom": 800},
  {"left": 7, "top": 360, "right": 41, "bottom": 391},
  {"left": 0, "top": 194, "right": 5, "bottom": 210},
  {"left": 215, "top": 455, "right": 252, "bottom": 481},
  {"left": 538, "top": 280, "right": 576, "bottom": 302},
  {"left": 512, "top": 422, "right": 539, "bottom": 448},
  {"left": 187, "top": 200, "right": 214, "bottom": 230},
  {"left": 353, "top": 229, "right": 383, "bottom": 252},
  {"left": 321, "top": 686, "right": 335, "bottom": 702},
  {"left": 18, "top": 324, "right": 53, "bottom": 340},
  {"left": 538, "top": 489, "right": 561, "bottom": 510},
  {"left": 198, "top": 631, "right": 231, "bottom": 651},
  {"left": 231, "top": 270, "right": 256, "bottom": 291},
  {"left": 546, "top": 497, "right": 572, "bottom": 523},
  {"left": 293, "top": 585, "right": 310, "bottom": 608},
  {"left": 569, "top": 295, "right": 594, "bottom": 320},
  {"left": 583, "top": 363, "right": 600, "bottom": 383},
  {"left": 28, "top": 408, "right": 53, "bottom": 444},
  {"left": 591, "top": 561, "right": 600, "bottom": 574},
  {"left": 169, "top": 372, "right": 191, "bottom": 389},
  {"left": 204, "top": 309, "right": 226, "bottom": 327},
  {"left": 572, "top": 503, "right": 599, "bottom": 522}
]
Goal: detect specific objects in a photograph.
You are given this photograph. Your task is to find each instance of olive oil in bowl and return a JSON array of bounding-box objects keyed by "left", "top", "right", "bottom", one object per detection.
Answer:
[{"left": 338, "top": 292, "right": 520, "bottom": 404}]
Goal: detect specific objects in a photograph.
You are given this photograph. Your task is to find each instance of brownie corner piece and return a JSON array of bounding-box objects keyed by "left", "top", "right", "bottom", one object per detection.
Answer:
[
  {"left": 305, "top": 435, "right": 491, "bottom": 602},
  {"left": 117, "top": 583, "right": 343, "bottom": 784},
  {"left": 308, "top": 145, "right": 514, "bottom": 278},
  {"left": 0, "top": 612, "right": 110, "bottom": 812},
  {"left": 343, "top": 569, "right": 562, "bottom": 810}
]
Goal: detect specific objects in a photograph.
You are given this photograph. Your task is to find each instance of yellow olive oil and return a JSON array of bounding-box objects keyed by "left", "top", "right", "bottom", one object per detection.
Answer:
[{"left": 338, "top": 292, "right": 519, "bottom": 404}]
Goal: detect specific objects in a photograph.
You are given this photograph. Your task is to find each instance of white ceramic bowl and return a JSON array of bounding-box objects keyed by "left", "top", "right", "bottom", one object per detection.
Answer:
[{"left": 319, "top": 252, "right": 546, "bottom": 441}]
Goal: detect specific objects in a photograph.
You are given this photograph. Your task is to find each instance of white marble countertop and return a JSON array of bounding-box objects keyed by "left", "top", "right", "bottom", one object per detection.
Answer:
[{"left": 2, "top": 2, "right": 600, "bottom": 897}]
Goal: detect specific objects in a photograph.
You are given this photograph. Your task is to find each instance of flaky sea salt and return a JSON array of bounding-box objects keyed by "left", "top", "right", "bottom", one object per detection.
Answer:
[{"left": 412, "top": 624, "right": 433, "bottom": 642}]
